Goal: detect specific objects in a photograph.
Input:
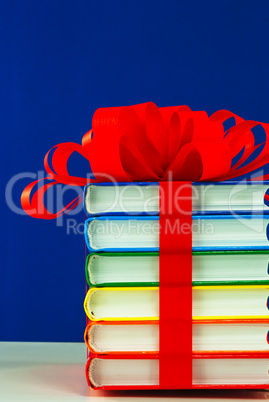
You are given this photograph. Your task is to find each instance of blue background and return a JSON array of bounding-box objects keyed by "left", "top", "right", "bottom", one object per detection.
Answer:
[{"left": 1, "top": 0, "right": 269, "bottom": 341}]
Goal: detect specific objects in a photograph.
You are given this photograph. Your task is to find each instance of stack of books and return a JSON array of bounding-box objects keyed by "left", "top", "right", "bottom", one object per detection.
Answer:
[{"left": 83, "top": 182, "right": 269, "bottom": 389}]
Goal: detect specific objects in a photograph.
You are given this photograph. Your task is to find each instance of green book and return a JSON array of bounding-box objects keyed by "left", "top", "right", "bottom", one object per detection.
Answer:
[{"left": 85, "top": 251, "right": 269, "bottom": 287}]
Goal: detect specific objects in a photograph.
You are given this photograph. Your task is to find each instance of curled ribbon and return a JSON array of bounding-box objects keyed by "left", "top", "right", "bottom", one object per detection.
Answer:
[{"left": 21, "top": 102, "right": 269, "bottom": 218}]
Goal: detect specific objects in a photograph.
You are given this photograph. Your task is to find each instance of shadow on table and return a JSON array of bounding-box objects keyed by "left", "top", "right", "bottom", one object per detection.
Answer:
[
  {"left": 87, "top": 388, "right": 269, "bottom": 400},
  {"left": 28, "top": 363, "right": 88, "bottom": 396}
]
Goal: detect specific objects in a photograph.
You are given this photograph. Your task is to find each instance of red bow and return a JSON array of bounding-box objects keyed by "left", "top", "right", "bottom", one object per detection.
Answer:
[{"left": 21, "top": 102, "right": 269, "bottom": 219}]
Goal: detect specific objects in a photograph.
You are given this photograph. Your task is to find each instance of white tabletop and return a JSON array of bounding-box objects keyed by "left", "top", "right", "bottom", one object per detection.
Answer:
[{"left": 1, "top": 342, "right": 269, "bottom": 402}]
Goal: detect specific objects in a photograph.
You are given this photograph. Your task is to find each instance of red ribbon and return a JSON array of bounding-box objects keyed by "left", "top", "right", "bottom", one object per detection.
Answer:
[
  {"left": 21, "top": 102, "right": 269, "bottom": 218},
  {"left": 159, "top": 182, "right": 192, "bottom": 388}
]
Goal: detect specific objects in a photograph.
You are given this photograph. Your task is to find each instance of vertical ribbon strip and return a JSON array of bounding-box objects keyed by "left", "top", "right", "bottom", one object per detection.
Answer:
[{"left": 159, "top": 181, "right": 193, "bottom": 388}]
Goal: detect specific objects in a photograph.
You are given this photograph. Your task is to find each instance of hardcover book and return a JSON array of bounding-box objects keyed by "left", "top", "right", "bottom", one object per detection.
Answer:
[
  {"left": 86, "top": 355, "right": 269, "bottom": 389},
  {"left": 84, "top": 216, "right": 269, "bottom": 252},
  {"left": 84, "top": 182, "right": 269, "bottom": 215},
  {"left": 84, "top": 285, "right": 269, "bottom": 321},
  {"left": 85, "top": 320, "right": 269, "bottom": 354},
  {"left": 86, "top": 251, "right": 269, "bottom": 287}
]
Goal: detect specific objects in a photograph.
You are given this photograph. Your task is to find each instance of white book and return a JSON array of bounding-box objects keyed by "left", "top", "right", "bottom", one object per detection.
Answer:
[{"left": 84, "top": 182, "right": 269, "bottom": 215}]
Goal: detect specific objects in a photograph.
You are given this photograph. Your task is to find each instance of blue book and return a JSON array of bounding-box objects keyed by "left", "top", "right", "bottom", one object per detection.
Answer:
[
  {"left": 84, "top": 181, "right": 269, "bottom": 216},
  {"left": 84, "top": 215, "right": 269, "bottom": 253}
]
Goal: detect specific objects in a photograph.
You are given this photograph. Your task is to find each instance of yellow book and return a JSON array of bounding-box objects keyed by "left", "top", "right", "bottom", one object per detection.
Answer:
[{"left": 84, "top": 285, "right": 269, "bottom": 321}]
